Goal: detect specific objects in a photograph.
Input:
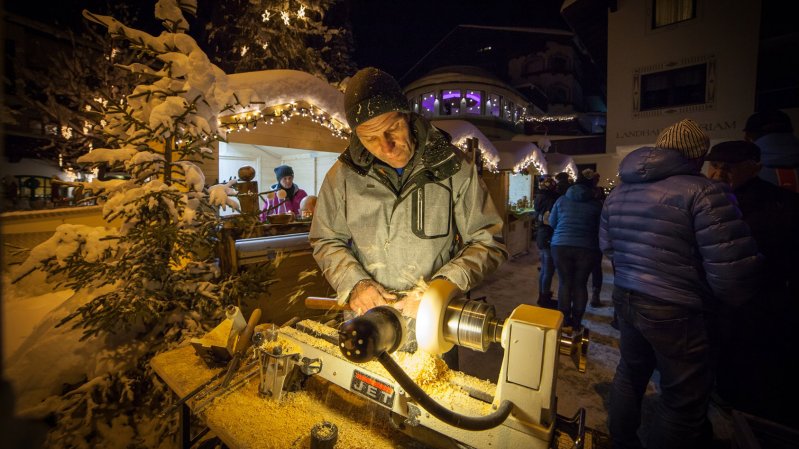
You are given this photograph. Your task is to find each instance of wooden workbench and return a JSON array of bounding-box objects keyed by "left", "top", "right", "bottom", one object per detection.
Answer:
[
  {"left": 152, "top": 346, "right": 604, "bottom": 449},
  {"left": 151, "top": 345, "right": 427, "bottom": 449}
]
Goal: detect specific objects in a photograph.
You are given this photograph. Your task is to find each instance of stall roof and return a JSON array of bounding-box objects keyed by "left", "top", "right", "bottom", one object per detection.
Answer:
[
  {"left": 431, "top": 120, "right": 500, "bottom": 171},
  {"left": 492, "top": 141, "right": 548, "bottom": 174},
  {"left": 225, "top": 70, "right": 347, "bottom": 125},
  {"left": 545, "top": 153, "right": 578, "bottom": 180}
]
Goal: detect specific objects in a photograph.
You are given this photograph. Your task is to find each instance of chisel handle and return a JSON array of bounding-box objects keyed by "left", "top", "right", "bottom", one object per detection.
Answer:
[
  {"left": 234, "top": 308, "right": 262, "bottom": 354},
  {"left": 305, "top": 297, "right": 350, "bottom": 311}
]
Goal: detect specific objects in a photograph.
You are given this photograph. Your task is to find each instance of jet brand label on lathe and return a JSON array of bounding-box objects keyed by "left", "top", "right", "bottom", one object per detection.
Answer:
[{"left": 350, "top": 370, "right": 395, "bottom": 408}]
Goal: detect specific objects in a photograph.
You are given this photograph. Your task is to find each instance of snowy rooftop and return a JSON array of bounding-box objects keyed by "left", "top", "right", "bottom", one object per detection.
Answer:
[
  {"left": 225, "top": 70, "right": 346, "bottom": 123},
  {"left": 431, "top": 120, "right": 500, "bottom": 170},
  {"left": 492, "top": 140, "right": 547, "bottom": 174}
]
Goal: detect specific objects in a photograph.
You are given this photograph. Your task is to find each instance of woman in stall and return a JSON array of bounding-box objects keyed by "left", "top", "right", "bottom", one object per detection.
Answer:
[{"left": 261, "top": 165, "right": 308, "bottom": 219}]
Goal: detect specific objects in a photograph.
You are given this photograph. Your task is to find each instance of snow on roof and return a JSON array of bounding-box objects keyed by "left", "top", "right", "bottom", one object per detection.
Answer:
[
  {"left": 492, "top": 140, "right": 548, "bottom": 174},
  {"left": 545, "top": 153, "right": 578, "bottom": 179},
  {"left": 431, "top": 120, "right": 500, "bottom": 170},
  {"left": 225, "top": 70, "right": 346, "bottom": 123}
]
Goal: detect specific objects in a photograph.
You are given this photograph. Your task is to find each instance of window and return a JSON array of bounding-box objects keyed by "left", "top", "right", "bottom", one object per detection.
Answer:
[
  {"left": 640, "top": 63, "right": 706, "bottom": 111},
  {"left": 441, "top": 90, "right": 462, "bottom": 116},
  {"left": 486, "top": 94, "right": 501, "bottom": 117},
  {"left": 652, "top": 0, "right": 696, "bottom": 28},
  {"left": 464, "top": 90, "right": 482, "bottom": 115},
  {"left": 503, "top": 99, "right": 515, "bottom": 121},
  {"left": 420, "top": 92, "right": 436, "bottom": 118}
]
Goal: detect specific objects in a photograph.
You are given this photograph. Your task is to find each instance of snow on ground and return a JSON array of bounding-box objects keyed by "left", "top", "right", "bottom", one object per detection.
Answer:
[
  {"left": 2, "top": 284, "right": 72, "bottom": 361},
  {"left": 1, "top": 270, "right": 115, "bottom": 412}
]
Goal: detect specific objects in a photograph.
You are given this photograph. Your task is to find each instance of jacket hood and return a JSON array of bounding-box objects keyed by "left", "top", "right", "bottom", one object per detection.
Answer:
[
  {"left": 341, "top": 113, "right": 461, "bottom": 180},
  {"left": 756, "top": 132, "right": 799, "bottom": 167},
  {"left": 565, "top": 183, "right": 595, "bottom": 201},
  {"left": 619, "top": 146, "right": 702, "bottom": 184}
]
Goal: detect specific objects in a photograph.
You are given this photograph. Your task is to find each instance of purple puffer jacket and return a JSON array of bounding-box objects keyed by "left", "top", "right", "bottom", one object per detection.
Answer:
[
  {"left": 261, "top": 183, "right": 307, "bottom": 219},
  {"left": 600, "top": 147, "right": 762, "bottom": 310}
]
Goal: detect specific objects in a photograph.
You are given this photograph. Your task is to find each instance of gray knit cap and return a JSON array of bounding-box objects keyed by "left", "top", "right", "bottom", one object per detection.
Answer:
[
  {"left": 344, "top": 67, "right": 410, "bottom": 129},
  {"left": 655, "top": 119, "right": 709, "bottom": 159}
]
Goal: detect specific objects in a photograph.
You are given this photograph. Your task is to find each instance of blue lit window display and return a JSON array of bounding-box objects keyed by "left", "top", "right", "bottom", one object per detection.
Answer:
[
  {"left": 441, "top": 90, "right": 462, "bottom": 116},
  {"left": 464, "top": 90, "right": 482, "bottom": 115},
  {"left": 487, "top": 94, "right": 501, "bottom": 117},
  {"left": 420, "top": 92, "right": 436, "bottom": 118}
]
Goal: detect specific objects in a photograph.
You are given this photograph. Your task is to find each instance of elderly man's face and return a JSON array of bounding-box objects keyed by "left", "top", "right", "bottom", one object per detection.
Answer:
[
  {"left": 355, "top": 112, "right": 414, "bottom": 169},
  {"left": 707, "top": 160, "right": 760, "bottom": 190}
]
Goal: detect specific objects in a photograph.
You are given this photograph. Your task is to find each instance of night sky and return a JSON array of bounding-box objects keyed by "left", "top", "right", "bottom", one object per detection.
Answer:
[
  {"left": 4, "top": 0, "right": 569, "bottom": 80},
  {"left": 347, "top": 0, "right": 568, "bottom": 79}
]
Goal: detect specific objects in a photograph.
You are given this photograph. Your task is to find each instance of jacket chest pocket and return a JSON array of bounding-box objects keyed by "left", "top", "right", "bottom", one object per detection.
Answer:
[{"left": 411, "top": 182, "right": 452, "bottom": 239}]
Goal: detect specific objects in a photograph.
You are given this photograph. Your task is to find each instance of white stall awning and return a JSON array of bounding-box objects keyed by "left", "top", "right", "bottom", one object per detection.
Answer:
[
  {"left": 431, "top": 120, "right": 500, "bottom": 172},
  {"left": 492, "top": 140, "right": 548, "bottom": 174}
]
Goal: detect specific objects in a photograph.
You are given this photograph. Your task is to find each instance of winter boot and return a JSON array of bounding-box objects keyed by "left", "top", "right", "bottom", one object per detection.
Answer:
[
  {"left": 538, "top": 291, "right": 557, "bottom": 309},
  {"left": 590, "top": 288, "right": 602, "bottom": 307}
]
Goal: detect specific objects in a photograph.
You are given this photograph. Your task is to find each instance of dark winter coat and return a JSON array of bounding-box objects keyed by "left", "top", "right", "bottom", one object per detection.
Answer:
[
  {"left": 549, "top": 183, "right": 602, "bottom": 250},
  {"left": 755, "top": 132, "right": 799, "bottom": 193},
  {"left": 599, "top": 146, "right": 762, "bottom": 310},
  {"left": 533, "top": 189, "right": 558, "bottom": 248}
]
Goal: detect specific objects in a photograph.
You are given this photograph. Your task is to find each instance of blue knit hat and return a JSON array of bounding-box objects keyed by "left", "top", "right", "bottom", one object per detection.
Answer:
[{"left": 274, "top": 165, "right": 293, "bottom": 182}]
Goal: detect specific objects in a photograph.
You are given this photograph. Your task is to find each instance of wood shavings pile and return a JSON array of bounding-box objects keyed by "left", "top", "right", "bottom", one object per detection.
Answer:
[
  {"left": 194, "top": 318, "right": 233, "bottom": 348},
  {"left": 298, "top": 318, "right": 339, "bottom": 339},
  {"left": 259, "top": 337, "right": 301, "bottom": 356},
  {"left": 202, "top": 381, "right": 405, "bottom": 449}
]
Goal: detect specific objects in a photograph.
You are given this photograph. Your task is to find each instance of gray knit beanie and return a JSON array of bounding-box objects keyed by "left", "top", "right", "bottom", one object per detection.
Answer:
[
  {"left": 344, "top": 67, "right": 410, "bottom": 129},
  {"left": 655, "top": 119, "right": 709, "bottom": 159}
]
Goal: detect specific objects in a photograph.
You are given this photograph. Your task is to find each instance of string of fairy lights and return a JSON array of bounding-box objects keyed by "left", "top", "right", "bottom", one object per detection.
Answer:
[
  {"left": 452, "top": 138, "right": 500, "bottom": 173},
  {"left": 219, "top": 101, "right": 350, "bottom": 139}
]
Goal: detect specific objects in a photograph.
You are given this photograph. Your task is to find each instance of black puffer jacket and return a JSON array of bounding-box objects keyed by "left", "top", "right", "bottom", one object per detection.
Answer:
[
  {"left": 534, "top": 189, "right": 558, "bottom": 248},
  {"left": 600, "top": 147, "right": 762, "bottom": 310}
]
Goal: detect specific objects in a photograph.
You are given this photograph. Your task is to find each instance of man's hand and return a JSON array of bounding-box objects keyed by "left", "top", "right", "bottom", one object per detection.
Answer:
[
  {"left": 394, "top": 289, "right": 423, "bottom": 319},
  {"left": 348, "top": 279, "right": 397, "bottom": 315}
]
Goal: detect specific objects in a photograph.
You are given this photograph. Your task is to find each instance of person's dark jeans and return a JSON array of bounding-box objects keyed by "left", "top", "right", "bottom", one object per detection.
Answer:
[
  {"left": 591, "top": 253, "right": 603, "bottom": 291},
  {"left": 609, "top": 287, "right": 715, "bottom": 449},
  {"left": 538, "top": 245, "right": 555, "bottom": 294},
  {"left": 551, "top": 245, "right": 598, "bottom": 328}
]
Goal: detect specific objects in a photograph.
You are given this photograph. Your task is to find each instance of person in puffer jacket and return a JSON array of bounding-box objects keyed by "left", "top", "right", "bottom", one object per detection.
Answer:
[
  {"left": 600, "top": 119, "right": 762, "bottom": 449},
  {"left": 548, "top": 174, "right": 602, "bottom": 331}
]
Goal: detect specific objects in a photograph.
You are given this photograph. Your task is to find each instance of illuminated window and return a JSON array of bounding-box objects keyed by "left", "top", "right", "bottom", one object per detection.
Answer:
[
  {"left": 652, "top": 0, "right": 696, "bottom": 28},
  {"left": 420, "top": 92, "right": 436, "bottom": 118},
  {"left": 487, "top": 94, "right": 501, "bottom": 117},
  {"left": 640, "top": 63, "right": 706, "bottom": 111},
  {"left": 464, "top": 90, "right": 482, "bottom": 115},
  {"left": 503, "top": 99, "right": 515, "bottom": 121},
  {"left": 441, "top": 90, "right": 462, "bottom": 116}
]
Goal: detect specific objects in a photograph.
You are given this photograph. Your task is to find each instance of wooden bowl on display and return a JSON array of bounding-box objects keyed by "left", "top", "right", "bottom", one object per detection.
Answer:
[{"left": 267, "top": 213, "right": 293, "bottom": 225}]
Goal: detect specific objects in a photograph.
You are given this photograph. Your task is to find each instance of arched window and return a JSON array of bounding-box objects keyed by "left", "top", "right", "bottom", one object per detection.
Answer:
[
  {"left": 420, "top": 92, "right": 436, "bottom": 118},
  {"left": 486, "top": 94, "right": 501, "bottom": 117},
  {"left": 548, "top": 54, "right": 569, "bottom": 72},
  {"left": 440, "top": 90, "right": 462, "bottom": 116}
]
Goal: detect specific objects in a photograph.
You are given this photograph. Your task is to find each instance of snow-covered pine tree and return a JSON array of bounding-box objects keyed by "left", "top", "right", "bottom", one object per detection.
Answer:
[
  {"left": 10, "top": 1, "right": 277, "bottom": 446},
  {"left": 206, "top": 0, "right": 356, "bottom": 82}
]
